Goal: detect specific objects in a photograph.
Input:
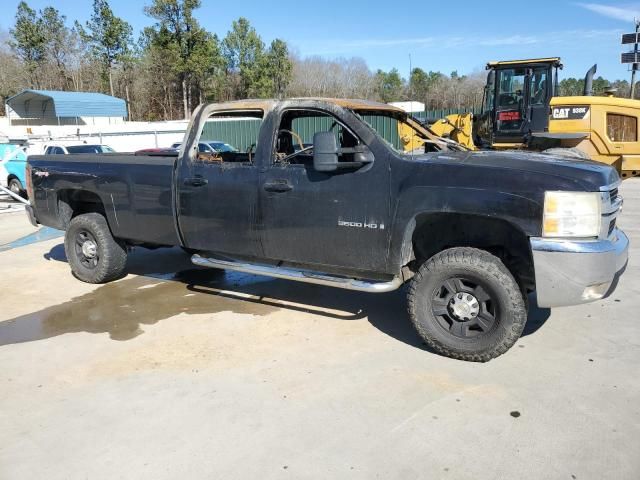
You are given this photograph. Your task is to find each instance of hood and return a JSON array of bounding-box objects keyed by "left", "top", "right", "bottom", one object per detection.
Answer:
[{"left": 421, "top": 150, "right": 619, "bottom": 191}]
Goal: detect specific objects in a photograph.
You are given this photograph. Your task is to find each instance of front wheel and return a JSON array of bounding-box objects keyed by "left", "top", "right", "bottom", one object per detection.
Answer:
[
  {"left": 64, "top": 213, "right": 127, "bottom": 284},
  {"left": 407, "top": 247, "right": 527, "bottom": 362}
]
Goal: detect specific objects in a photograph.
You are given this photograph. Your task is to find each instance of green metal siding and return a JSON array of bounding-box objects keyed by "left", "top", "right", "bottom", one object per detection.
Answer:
[
  {"left": 362, "top": 115, "right": 401, "bottom": 150},
  {"left": 291, "top": 116, "right": 334, "bottom": 143},
  {"left": 292, "top": 115, "right": 401, "bottom": 150},
  {"left": 201, "top": 119, "right": 262, "bottom": 151}
]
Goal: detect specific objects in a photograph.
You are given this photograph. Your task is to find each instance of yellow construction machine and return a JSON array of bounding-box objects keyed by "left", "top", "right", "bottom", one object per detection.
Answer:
[{"left": 424, "top": 58, "right": 640, "bottom": 179}]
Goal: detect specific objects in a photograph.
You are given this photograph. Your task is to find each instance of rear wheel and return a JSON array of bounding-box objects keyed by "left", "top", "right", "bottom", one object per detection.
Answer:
[
  {"left": 64, "top": 213, "right": 127, "bottom": 283},
  {"left": 8, "top": 178, "right": 25, "bottom": 197},
  {"left": 407, "top": 247, "right": 527, "bottom": 362}
]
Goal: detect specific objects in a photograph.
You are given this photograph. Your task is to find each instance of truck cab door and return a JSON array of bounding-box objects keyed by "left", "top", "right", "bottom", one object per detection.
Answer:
[
  {"left": 493, "top": 67, "right": 528, "bottom": 144},
  {"left": 259, "top": 107, "right": 391, "bottom": 276},
  {"left": 527, "top": 67, "right": 552, "bottom": 135},
  {"left": 176, "top": 110, "right": 264, "bottom": 256},
  {"left": 474, "top": 70, "right": 496, "bottom": 147}
]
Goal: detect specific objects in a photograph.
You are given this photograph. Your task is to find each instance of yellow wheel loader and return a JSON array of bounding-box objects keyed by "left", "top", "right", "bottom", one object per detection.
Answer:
[{"left": 425, "top": 58, "right": 640, "bottom": 179}]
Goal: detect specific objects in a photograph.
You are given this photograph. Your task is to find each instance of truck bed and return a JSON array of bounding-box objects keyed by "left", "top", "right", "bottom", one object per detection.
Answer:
[{"left": 28, "top": 153, "right": 180, "bottom": 246}]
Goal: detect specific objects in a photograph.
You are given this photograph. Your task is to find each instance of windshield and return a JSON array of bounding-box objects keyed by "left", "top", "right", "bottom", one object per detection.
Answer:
[{"left": 355, "top": 110, "right": 459, "bottom": 154}]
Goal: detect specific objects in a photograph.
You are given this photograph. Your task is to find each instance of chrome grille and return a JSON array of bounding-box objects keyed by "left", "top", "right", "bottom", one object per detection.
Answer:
[{"left": 600, "top": 183, "right": 623, "bottom": 239}]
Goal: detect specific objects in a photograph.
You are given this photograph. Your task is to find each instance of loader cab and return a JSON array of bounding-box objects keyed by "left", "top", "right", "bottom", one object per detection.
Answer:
[{"left": 475, "top": 58, "right": 562, "bottom": 148}]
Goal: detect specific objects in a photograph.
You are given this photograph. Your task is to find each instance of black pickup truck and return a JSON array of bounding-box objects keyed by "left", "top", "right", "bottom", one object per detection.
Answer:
[{"left": 26, "top": 98, "right": 628, "bottom": 361}]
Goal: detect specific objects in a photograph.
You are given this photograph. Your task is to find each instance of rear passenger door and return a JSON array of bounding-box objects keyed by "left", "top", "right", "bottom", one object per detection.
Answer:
[
  {"left": 259, "top": 107, "right": 392, "bottom": 275},
  {"left": 177, "top": 110, "right": 264, "bottom": 256}
]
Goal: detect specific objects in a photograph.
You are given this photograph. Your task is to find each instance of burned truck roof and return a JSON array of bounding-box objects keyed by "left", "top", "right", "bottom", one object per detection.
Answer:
[{"left": 201, "top": 98, "right": 405, "bottom": 113}]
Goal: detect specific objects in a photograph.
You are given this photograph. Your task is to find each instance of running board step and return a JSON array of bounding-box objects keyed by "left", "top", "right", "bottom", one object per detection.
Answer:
[{"left": 191, "top": 254, "right": 402, "bottom": 293}]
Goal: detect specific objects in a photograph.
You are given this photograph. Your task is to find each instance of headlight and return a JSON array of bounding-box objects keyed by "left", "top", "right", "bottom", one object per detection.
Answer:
[{"left": 543, "top": 191, "right": 601, "bottom": 238}]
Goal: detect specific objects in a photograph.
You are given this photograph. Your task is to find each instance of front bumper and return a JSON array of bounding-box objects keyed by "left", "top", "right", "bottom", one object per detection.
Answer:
[{"left": 531, "top": 228, "right": 629, "bottom": 308}]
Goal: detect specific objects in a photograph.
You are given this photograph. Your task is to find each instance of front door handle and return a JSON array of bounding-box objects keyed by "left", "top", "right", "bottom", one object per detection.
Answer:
[
  {"left": 184, "top": 176, "right": 208, "bottom": 187},
  {"left": 263, "top": 180, "right": 292, "bottom": 193}
]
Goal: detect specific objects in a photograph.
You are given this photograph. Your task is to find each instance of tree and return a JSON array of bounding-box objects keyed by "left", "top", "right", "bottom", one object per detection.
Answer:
[
  {"left": 0, "top": 30, "right": 25, "bottom": 115},
  {"left": 264, "top": 39, "right": 292, "bottom": 98},
  {"left": 145, "top": 0, "right": 218, "bottom": 117},
  {"left": 223, "top": 17, "right": 265, "bottom": 99},
  {"left": 41, "top": 7, "right": 73, "bottom": 89},
  {"left": 559, "top": 77, "right": 584, "bottom": 96},
  {"left": 76, "top": 0, "right": 132, "bottom": 96},
  {"left": 9, "top": 1, "right": 47, "bottom": 88},
  {"left": 375, "top": 68, "right": 405, "bottom": 102},
  {"left": 287, "top": 56, "right": 375, "bottom": 98},
  {"left": 185, "top": 30, "right": 223, "bottom": 104}
]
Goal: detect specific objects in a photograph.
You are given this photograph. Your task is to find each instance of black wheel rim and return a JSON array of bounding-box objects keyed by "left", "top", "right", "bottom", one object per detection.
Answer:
[
  {"left": 74, "top": 230, "right": 100, "bottom": 269},
  {"left": 431, "top": 276, "right": 498, "bottom": 338}
]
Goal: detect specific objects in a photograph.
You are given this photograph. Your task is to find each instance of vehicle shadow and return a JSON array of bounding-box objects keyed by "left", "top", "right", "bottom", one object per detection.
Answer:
[
  {"left": 0, "top": 244, "right": 548, "bottom": 350},
  {"left": 522, "top": 297, "right": 551, "bottom": 336}
]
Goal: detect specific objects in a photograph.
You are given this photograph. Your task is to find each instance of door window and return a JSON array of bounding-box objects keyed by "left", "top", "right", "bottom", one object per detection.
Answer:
[
  {"left": 484, "top": 71, "right": 495, "bottom": 113},
  {"left": 198, "top": 110, "right": 263, "bottom": 164},
  {"left": 496, "top": 68, "right": 526, "bottom": 131},
  {"left": 497, "top": 68, "right": 525, "bottom": 107},
  {"left": 274, "top": 109, "right": 362, "bottom": 165},
  {"left": 607, "top": 114, "right": 638, "bottom": 142},
  {"left": 530, "top": 69, "right": 549, "bottom": 106}
]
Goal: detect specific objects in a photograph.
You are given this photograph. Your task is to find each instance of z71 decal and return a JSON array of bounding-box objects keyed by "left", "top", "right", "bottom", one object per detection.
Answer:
[{"left": 552, "top": 106, "right": 590, "bottom": 120}]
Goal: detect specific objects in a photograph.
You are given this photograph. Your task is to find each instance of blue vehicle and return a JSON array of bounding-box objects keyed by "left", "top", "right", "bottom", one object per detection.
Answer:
[{"left": 0, "top": 144, "right": 28, "bottom": 196}]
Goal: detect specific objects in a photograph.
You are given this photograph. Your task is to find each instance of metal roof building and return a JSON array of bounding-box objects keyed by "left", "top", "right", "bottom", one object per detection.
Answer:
[{"left": 5, "top": 90, "right": 128, "bottom": 126}]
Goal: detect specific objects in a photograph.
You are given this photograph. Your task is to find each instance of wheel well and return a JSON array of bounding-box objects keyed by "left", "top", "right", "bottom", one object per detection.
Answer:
[
  {"left": 57, "top": 189, "right": 107, "bottom": 229},
  {"left": 410, "top": 213, "right": 535, "bottom": 290},
  {"left": 8, "top": 174, "right": 20, "bottom": 183}
]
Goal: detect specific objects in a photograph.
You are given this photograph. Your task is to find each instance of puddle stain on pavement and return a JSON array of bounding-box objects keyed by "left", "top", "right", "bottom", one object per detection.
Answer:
[
  {"left": 0, "top": 266, "right": 367, "bottom": 347},
  {"left": 0, "top": 269, "right": 281, "bottom": 346}
]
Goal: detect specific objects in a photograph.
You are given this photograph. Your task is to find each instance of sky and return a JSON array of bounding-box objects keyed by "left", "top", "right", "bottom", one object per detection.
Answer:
[{"left": 1, "top": 0, "right": 639, "bottom": 81}]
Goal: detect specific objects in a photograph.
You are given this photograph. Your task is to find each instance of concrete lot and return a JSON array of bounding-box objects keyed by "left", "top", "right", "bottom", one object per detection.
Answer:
[{"left": 1, "top": 181, "right": 639, "bottom": 480}]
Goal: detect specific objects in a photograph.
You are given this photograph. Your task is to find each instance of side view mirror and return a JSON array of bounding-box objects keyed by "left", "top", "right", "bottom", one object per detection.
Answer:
[{"left": 313, "top": 132, "right": 339, "bottom": 172}]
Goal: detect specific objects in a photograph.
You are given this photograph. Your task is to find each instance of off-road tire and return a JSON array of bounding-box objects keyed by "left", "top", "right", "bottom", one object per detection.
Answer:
[
  {"left": 543, "top": 147, "right": 590, "bottom": 160},
  {"left": 64, "top": 213, "right": 127, "bottom": 284},
  {"left": 407, "top": 247, "right": 527, "bottom": 362}
]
